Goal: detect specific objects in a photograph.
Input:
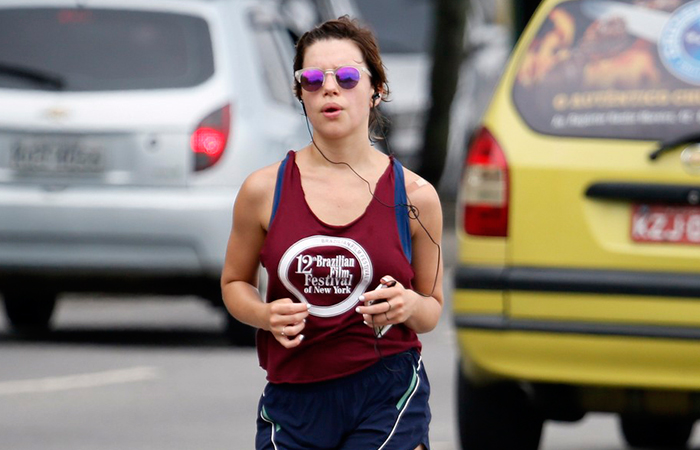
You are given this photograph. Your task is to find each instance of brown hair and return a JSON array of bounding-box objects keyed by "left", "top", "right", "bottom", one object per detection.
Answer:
[{"left": 293, "top": 16, "right": 390, "bottom": 139}]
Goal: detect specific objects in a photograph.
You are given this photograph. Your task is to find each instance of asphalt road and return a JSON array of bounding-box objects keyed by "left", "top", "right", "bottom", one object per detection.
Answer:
[{"left": 2, "top": 293, "right": 700, "bottom": 449}]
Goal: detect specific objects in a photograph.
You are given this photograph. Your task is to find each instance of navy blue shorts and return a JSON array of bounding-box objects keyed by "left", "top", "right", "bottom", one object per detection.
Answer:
[{"left": 256, "top": 349, "right": 431, "bottom": 450}]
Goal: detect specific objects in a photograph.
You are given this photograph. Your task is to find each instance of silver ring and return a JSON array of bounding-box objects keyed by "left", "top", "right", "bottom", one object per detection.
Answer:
[{"left": 281, "top": 326, "right": 286, "bottom": 337}]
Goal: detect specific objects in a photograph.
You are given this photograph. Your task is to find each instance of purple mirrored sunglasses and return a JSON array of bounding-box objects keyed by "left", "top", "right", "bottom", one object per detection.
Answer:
[{"left": 294, "top": 65, "right": 372, "bottom": 92}]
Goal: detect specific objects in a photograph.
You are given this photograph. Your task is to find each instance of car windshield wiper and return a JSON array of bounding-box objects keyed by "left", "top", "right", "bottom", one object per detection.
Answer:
[
  {"left": 0, "top": 62, "right": 65, "bottom": 90},
  {"left": 649, "top": 132, "right": 700, "bottom": 161}
]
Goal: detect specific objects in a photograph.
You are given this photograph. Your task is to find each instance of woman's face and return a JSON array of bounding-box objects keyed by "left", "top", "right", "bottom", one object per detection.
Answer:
[{"left": 300, "top": 38, "right": 375, "bottom": 141}]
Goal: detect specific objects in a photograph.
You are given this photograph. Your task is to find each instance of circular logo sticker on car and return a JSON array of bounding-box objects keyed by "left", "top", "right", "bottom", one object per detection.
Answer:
[
  {"left": 681, "top": 144, "right": 700, "bottom": 175},
  {"left": 277, "top": 235, "right": 373, "bottom": 318},
  {"left": 660, "top": 1, "right": 700, "bottom": 85}
]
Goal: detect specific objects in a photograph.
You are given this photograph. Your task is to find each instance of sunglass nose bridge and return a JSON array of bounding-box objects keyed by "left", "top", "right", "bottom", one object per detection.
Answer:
[{"left": 296, "top": 66, "right": 365, "bottom": 92}]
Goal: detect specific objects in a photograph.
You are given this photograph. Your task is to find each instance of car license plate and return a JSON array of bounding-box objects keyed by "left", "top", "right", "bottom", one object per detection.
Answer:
[
  {"left": 10, "top": 137, "right": 105, "bottom": 173},
  {"left": 631, "top": 204, "right": 700, "bottom": 245}
]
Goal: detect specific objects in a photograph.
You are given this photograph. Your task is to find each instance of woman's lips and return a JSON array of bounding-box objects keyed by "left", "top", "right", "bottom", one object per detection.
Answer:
[{"left": 322, "top": 103, "right": 342, "bottom": 119}]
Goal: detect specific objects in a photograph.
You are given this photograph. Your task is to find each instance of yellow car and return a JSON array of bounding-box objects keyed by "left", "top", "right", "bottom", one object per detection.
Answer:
[{"left": 454, "top": 0, "right": 700, "bottom": 449}]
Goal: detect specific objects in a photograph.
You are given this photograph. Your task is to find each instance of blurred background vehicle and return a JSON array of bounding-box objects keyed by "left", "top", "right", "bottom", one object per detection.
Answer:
[
  {"left": 0, "top": 0, "right": 309, "bottom": 345},
  {"left": 278, "top": 0, "right": 360, "bottom": 41},
  {"left": 353, "top": 0, "right": 511, "bottom": 194},
  {"left": 454, "top": 0, "right": 700, "bottom": 448},
  {"left": 354, "top": 0, "right": 434, "bottom": 168}
]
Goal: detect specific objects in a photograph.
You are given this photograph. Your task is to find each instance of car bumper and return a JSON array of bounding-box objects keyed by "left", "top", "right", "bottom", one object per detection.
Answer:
[
  {"left": 454, "top": 265, "right": 700, "bottom": 390},
  {"left": 0, "top": 185, "right": 237, "bottom": 278},
  {"left": 455, "top": 325, "right": 700, "bottom": 391}
]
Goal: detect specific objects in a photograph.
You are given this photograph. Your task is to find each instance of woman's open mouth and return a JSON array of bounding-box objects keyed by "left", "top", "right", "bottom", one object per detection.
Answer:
[{"left": 322, "top": 103, "right": 342, "bottom": 118}]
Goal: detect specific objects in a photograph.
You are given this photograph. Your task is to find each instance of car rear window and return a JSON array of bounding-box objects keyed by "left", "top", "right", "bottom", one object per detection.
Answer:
[
  {"left": 0, "top": 8, "right": 214, "bottom": 91},
  {"left": 512, "top": 0, "right": 700, "bottom": 141},
  {"left": 354, "top": 0, "right": 434, "bottom": 53}
]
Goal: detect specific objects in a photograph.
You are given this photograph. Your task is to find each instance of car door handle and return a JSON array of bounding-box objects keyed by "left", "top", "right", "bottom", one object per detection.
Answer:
[{"left": 585, "top": 182, "right": 700, "bottom": 205}]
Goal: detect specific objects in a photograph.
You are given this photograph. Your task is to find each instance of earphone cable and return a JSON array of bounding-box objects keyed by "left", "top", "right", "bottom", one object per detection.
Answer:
[
  {"left": 301, "top": 106, "right": 441, "bottom": 367},
  {"left": 303, "top": 113, "right": 441, "bottom": 298}
]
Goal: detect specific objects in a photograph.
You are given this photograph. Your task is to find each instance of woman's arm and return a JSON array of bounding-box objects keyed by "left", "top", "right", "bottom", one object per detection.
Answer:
[
  {"left": 402, "top": 177, "right": 444, "bottom": 333},
  {"left": 356, "top": 173, "right": 444, "bottom": 334},
  {"left": 220, "top": 166, "right": 309, "bottom": 348}
]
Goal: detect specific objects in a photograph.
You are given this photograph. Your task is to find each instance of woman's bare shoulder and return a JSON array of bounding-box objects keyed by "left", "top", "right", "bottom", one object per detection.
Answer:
[
  {"left": 237, "top": 159, "right": 285, "bottom": 213},
  {"left": 244, "top": 161, "right": 280, "bottom": 189},
  {"left": 399, "top": 166, "right": 443, "bottom": 244},
  {"left": 401, "top": 166, "right": 441, "bottom": 209}
]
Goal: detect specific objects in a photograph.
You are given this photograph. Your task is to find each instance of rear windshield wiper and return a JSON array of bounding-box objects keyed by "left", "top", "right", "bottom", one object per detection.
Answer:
[
  {"left": 0, "top": 62, "right": 65, "bottom": 90},
  {"left": 649, "top": 132, "right": 700, "bottom": 161}
]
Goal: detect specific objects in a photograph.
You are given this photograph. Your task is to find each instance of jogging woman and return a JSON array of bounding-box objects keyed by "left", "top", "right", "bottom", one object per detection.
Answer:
[{"left": 221, "top": 16, "right": 443, "bottom": 450}]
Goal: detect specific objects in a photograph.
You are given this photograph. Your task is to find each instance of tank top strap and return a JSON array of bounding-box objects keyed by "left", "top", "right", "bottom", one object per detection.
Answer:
[
  {"left": 269, "top": 150, "right": 295, "bottom": 228},
  {"left": 392, "top": 157, "right": 412, "bottom": 263}
]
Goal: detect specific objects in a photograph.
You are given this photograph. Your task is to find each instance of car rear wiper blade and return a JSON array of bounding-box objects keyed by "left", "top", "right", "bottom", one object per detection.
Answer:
[
  {"left": 649, "top": 132, "right": 700, "bottom": 161},
  {"left": 0, "top": 62, "right": 65, "bottom": 90}
]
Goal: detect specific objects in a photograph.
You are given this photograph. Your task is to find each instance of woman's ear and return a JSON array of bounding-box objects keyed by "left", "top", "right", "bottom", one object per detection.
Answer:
[{"left": 371, "top": 91, "right": 381, "bottom": 108}]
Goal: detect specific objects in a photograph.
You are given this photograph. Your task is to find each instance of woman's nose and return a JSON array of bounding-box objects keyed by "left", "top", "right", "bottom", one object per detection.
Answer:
[{"left": 322, "top": 72, "right": 339, "bottom": 91}]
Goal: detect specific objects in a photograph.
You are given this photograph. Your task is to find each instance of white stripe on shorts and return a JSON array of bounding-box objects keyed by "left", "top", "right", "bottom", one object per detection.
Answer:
[{"left": 377, "top": 356, "right": 423, "bottom": 450}]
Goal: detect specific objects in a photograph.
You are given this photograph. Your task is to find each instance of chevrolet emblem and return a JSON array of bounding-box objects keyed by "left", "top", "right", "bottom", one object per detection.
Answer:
[{"left": 44, "top": 107, "right": 69, "bottom": 121}]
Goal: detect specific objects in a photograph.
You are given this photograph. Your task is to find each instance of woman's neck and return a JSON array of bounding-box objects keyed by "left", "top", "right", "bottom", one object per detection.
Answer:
[{"left": 308, "top": 131, "right": 374, "bottom": 168}]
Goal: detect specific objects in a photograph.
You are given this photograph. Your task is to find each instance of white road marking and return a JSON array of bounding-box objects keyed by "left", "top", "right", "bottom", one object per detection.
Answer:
[{"left": 0, "top": 366, "right": 160, "bottom": 396}]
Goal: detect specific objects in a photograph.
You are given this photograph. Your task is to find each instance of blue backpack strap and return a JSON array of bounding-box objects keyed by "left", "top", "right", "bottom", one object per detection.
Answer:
[
  {"left": 269, "top": 152, "right": 292, "bottom": 228},
  {"left": 392, "top": 158, "right": 412, "bottom": 263}
]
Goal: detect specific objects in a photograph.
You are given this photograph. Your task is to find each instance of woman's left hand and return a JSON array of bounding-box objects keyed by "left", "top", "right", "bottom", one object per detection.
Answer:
[{"left": 355, "top": 276, "right": 420, "bottom": 330}]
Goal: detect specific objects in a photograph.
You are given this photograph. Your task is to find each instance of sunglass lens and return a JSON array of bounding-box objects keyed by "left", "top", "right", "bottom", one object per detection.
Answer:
[
  {"left": 301, "top": 69, "right": 324, "bottom": 92},
  {"left": 335, "top": 67, "right": 361, "bottom": 89}
]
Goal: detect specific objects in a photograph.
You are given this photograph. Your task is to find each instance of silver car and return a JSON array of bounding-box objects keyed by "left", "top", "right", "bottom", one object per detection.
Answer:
[{"left": 0, "top": 0, "right": 309, "bottom": 344}]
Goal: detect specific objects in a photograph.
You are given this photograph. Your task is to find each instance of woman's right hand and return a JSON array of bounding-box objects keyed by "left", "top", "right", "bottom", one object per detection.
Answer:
[{"left": 268, "top": 299, "right": 310, "bottom": 348}]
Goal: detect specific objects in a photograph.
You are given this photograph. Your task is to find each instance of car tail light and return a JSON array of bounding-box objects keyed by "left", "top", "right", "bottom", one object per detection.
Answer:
[
  {"left": 460, "top": 127, "right": 509, "bottom": 237},
  {"left": 191, "top": 104, "right": 231, "bottom": 171}
]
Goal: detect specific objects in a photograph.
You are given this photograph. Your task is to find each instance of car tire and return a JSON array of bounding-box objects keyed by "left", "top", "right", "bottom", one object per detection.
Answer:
[
  {"left": 2, "top": 290, "right": 57, "bottom": 334},
  {"left": 619, "top": 415, "right": 694, "bottom": 449},
  {"left": 224, "top": 314, "right": 256, "bottom": 347},
  {"left": 457, "top": 368, "right": 543, "bottom": 450}
]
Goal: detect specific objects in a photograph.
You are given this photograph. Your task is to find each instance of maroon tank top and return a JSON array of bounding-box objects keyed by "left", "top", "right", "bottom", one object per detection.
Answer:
[{"left": 258, "top": 151, "right": 421, "bottom": 384}]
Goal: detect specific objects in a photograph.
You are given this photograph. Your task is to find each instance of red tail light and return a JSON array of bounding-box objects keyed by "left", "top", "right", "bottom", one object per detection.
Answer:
[
  {"left": 191, "top": 104, "right": 231, "bottom": 171},
  {"left": 460, "top": 127, "right": 509, "bottom": 237}
]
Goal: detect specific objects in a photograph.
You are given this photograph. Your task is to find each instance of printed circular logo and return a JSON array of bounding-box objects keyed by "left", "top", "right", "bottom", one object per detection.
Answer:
[
  {"left": 660, "top": 1, "right": 700, "bottom": 85},
  {"left": 278, "top": 235, "right": 373, "bottom": 318}
]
